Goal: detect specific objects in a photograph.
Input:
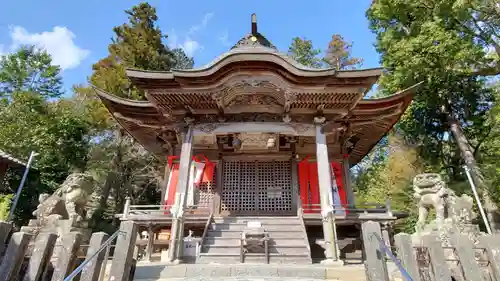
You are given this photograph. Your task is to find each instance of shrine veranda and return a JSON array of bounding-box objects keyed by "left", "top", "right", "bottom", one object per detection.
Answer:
[{"left": 95, "top": 14, "right": 419, "bottom": 263}]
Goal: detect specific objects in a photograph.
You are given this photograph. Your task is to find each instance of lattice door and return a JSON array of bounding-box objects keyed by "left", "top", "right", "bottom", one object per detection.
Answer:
[{"left": 221, "top": 160, "right": 293, "bottom": 214}]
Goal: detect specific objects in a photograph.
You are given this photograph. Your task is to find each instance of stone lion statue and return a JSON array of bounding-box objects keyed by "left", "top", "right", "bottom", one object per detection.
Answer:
[
  {"left": 413, "top": 173, "right": 451, "bottom": 232},
  {"left": 33, "top": 169, "right": 94, "bottom": 225}
]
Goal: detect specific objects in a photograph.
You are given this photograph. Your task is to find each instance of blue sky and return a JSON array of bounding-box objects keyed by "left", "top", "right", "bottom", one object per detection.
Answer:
[{"left": 0, "top": 0, "right": 380, "bottom": 93}]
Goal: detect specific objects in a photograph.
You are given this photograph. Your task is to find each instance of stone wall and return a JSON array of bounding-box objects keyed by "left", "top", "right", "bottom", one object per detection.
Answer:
[
  {"left": 361, "top": 221, "right": 500, "bottom": 281},
  {"left": 0, "top": 220, "right": 138, "bottom": 281}
]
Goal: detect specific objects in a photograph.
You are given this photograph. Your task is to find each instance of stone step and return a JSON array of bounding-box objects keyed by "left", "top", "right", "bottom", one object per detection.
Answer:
[
  {"left": 201, "top": 244, "right": 310, "bottom": 255},
  {"left": 133, "top": 263, "right": 367, "bottom": 280},
  {"left": 203, "top": 237, "right": 307, "bottom": 247},
  {"left": 211, "top": 223, "right": 304, "bottom": 231},
  {"left": 206, "top": 230, "right": 306, "bottom": 239},
  {"left": 197, "top": 253, "right": 312, "bottom": 264}
]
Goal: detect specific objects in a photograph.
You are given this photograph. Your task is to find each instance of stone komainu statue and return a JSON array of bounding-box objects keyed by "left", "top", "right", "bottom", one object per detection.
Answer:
[
  {"left": 413, "top": 173, "right": 450, "bottom": 232},
  {"left": 33, "top": 170, "right": 94, "bottom": 225}
]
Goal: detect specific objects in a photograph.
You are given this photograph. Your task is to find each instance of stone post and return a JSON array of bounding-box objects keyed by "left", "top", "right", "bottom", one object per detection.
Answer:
[
  {"left": 393, "top": 233, "right": 421, "bottom": 281},
  {"left": 422, "top": 234, "right": 452, "bottom": 281},
  {"left": 0, "top": 232, "right": 32, "bottom": 281},
  {"left": 108, "top": 221, "right": 138, "bottom": 281},
  {"left": 23, "top": 232, "right": 57, "bottom": 281},
  {"left": 449, "top": 233, "right": 482, "bottom": 281},
  {"left": 144, "top": 224, "right": 154, "bottom": 262},
  {"left": 480, "top": 234, "right": 500, "bottom": 281},
  {"left": 0, "top": 221, "right": 12, "bottom": 255},
  {"left": 381, "top": 222, "right": 392, "bottom": 249},
  {"left": 314, "top": 116, "right": 339, "bottom": 264},
  {"left": 80, "top": 232, "right": 109, "bottom": 281},
  {"left": 361, "top": 221, "right": 389, "bottom": 281},
  {"left": 168, "top": 120, "right": 194, "bottom": 263},
  {"left": 51, "top": 232, "right": 83, "bottom": 281}
]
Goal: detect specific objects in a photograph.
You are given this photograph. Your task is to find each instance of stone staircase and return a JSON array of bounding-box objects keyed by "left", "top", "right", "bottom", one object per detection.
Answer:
[{"left": 197, "top": 216, "right": 312, "bottom": 264}]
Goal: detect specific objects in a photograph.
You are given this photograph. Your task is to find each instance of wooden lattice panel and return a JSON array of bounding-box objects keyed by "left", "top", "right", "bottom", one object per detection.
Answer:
[
  {"left": 221, "top": 160, "right": 292, "bottom": 214},
  {"left": 195, "top": 165, "right": 216, "bottom": 209}
]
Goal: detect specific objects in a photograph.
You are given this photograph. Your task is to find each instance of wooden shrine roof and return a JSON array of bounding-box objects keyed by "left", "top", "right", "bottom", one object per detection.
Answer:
[
  {"left": 93, "top": 14, "right": 420, "bottom": 165},
  {"left": 93, "top": 82, "right": 420, "bottom": 165}
]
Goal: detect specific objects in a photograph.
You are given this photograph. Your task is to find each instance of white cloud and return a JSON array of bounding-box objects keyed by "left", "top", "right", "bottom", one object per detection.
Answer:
[
  {"left": 169, "top": 13, "right": 213, "bottom": 57},
  {"left": 187, "top": 13, "right": 213, "bottom": 36},
  {"left": 8, "top": 26, "right": 90, "bottom": 70},
  {"left": 218, "top": 31, "right": 231, "bottom": 47},
  {"left": 181, "top": 38, "right": 202, "bottom": 57}
]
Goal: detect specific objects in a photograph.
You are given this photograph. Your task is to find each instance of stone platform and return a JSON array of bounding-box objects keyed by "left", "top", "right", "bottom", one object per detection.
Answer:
[{"left": 133, "top": 262, "right": 367, "bottom": 281}]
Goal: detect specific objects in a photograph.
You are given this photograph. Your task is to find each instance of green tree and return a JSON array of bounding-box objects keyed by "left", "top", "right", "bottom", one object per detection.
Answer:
[
  {"left": 355, "top": 134, "right": 424, "bottom": 233},
  {"left": 0, "top": 46, "right": 63, "bottom": 100},
  {"left": 0, "top": 92, "right": 90, "bottom": 223},
  {"left": 287, "top": 35, "right": 363, "bottom": 70},
  {"left": 480, "top": 82, "right": 500, "bottom": 205},
  {"left": 367, "top": 0, "right": 499, "bottom": 228},
  {"left": 287, "top": 37, "right": 323, "bottom": 68},
  {"left": 76, "top": 2, "right": 194, "bottom": 231},
  {"left": 90, "top": 2, "right": 192, "bottom": 100},
  {"left": 172, "top": 48, "right": 195, "bottom": 69},
  {"left": 323, "top": 34, "right": 363, "bottom": 70}
]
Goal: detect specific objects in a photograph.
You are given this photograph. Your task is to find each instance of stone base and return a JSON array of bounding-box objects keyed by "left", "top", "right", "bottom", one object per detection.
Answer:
[{"left": 319, "top": 258, "right": 344, "bottom": 266}]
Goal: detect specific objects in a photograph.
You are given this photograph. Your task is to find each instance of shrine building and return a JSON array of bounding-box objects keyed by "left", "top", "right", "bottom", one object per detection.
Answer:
[{"left": 94, "top": 14, "right": 419, "bottom": 265}]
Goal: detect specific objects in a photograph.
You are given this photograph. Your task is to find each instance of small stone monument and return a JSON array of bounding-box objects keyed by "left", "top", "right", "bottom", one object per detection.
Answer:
[{"left": 21, "top": 168, "right": 94, "bottom": 246}]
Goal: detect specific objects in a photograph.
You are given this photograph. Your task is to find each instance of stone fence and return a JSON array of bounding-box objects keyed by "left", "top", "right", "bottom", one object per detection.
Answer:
[
  {"left": 0, "top": 220, "right": 138, "bottom": 281},
  {"left": 362, "top": 221, "right": 500, "bottom": 281}
]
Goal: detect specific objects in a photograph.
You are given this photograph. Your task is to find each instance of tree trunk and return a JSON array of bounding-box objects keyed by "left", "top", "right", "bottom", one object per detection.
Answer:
[
  {"left": 96, "top": 130, "right": 123, "bottom": 219},
  {"left": 446, "top": 113, "right": 499, "bottom": 231}
]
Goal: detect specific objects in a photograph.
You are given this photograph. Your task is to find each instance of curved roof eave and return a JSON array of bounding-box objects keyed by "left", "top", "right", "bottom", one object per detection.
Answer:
[
  {"left": 126, "top": 47, "right": 384, "bottom": 80},
  {"left": 349, "top": 82, "right": 423, "bottom": 166},
  {"left": 356, "top": 82, "right": 423, "bottom": 108},
  {"left": 91, "top": 86, "right": 156, "bottom": 108}
]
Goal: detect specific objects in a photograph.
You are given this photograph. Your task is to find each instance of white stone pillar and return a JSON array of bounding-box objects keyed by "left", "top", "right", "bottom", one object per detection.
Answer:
[
  {"left": 314, "top": 117, "right": 340, "bottom": 264},
  {"left": 168, "top": 120, "right": 194, "bottom": 263}
]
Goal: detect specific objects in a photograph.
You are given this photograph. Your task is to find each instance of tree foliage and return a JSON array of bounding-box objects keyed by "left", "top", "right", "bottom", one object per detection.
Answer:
[
  {"left": 75, "top": 2, "right": 194, "bottom": 231},
  {"left": 367, "top": 0, "right": 500, "bottom": 228},
  {"left": 287, "top": 37, "right": 323, "bottom": 68},
  {"left": 287, "top": 35, "right": 363, "bottom": 70},
  {"left": 0, "top": 46, "right": 63, "bottom": 100},
  {"left": 355, "top": 134, "right": 424, "bottom": 232},
  {"left": 0, "top": 92, "right": 90, "bottom": 223},
  {"left": 323, "top": 35, "right": 363, "bottom": 70},
  {"left": 90, "top": 2, "right": 192, "bottom": 100}
]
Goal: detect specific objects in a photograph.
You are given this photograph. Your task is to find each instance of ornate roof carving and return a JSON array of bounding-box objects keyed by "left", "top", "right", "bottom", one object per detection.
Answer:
[
  {"left": 232, "top": 14, "right": 276, "bottom": 50},
  {"left": 93, "top": 82, "right": 421, "bottom": 164}
]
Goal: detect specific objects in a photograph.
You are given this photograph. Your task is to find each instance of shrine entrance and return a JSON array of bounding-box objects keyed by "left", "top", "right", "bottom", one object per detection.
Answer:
[{"left": 220, "top": 159, "right": 294, "bottom": 215}]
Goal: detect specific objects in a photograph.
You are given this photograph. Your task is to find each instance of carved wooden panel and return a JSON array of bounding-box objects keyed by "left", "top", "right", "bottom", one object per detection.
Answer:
[{"left": 221, "top": 159, "right": 292, "bottom": 214}]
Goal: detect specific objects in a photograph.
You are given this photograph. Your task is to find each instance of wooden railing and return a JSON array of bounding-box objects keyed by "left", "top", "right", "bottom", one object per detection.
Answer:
[
  {"left": 297, "top": 205, "right": 312, "bottom": 259},
  {"left": 301, "top": 199, "right": 393, "bottom": 216},
  {"left": 121, "top": 198, "right": 211, "bottom": 219},
  {"left": 198, "top": 212, "right": 214, "bottom": 257}
]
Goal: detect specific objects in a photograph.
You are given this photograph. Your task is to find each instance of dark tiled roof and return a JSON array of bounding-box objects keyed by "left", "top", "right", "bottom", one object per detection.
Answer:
[{"left": 0, "top": 149, "right": 26, "bottom": 166}]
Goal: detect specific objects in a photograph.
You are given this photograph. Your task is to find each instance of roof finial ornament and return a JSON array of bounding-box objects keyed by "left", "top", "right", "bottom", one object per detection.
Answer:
[{"left": 251, "top": 13, "right": 257, "bottom": 35}]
